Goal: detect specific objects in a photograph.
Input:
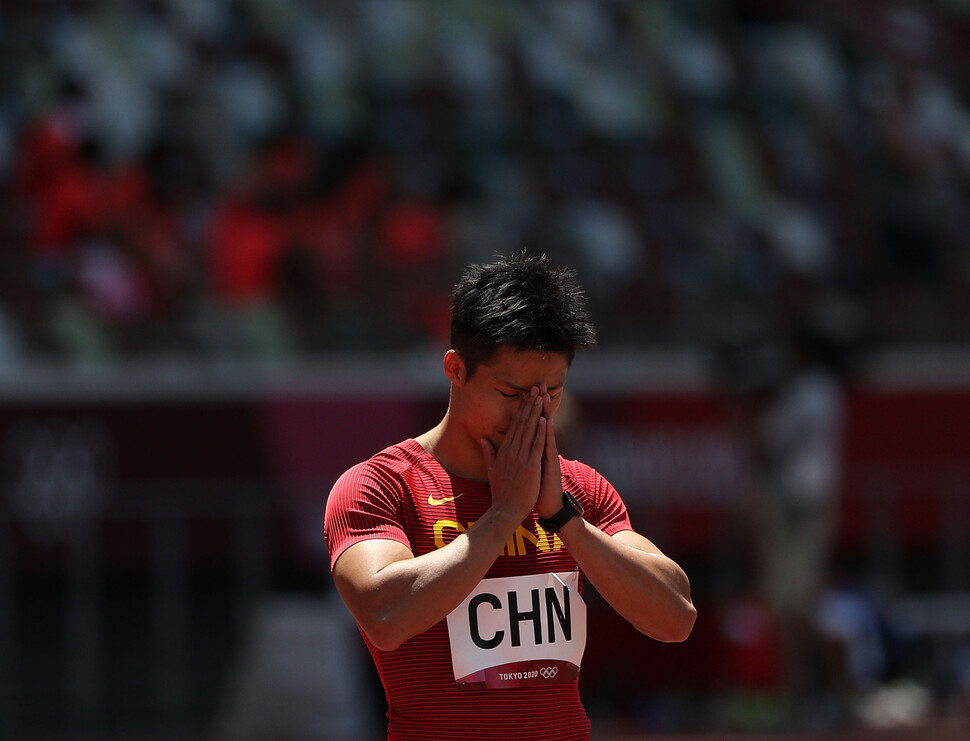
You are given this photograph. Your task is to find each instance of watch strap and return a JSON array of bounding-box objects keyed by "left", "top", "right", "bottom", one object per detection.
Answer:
[{"left": 537, "top": 491, "right": 584, "bottom": 533}]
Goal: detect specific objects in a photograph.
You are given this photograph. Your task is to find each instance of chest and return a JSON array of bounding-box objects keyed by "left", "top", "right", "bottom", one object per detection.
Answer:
[{"left": 400, "top": 476, "right": 578, "bottom": 577}]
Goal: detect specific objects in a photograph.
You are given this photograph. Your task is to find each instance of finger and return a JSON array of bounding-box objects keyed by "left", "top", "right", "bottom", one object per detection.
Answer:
[
  {"left": 523, "top": 389, "right": 544, "bottom": 454},
  {"left": 481, "top": 437, "right": 496, "bottom": 470},
  {"left": 530, "top": 415, "right": 547, "bottom": 464},
  {"left": 500, "top": 393, "right": 527, "bottom": 454},
  {"left": 541, "top": 388, "right": 554, "bottom": 422},
  {"left": 506, "top": 387, "right": 541, "bottom": 455},
  {"left": 544, "top": 412, "right": 558, "bottom": 462}
]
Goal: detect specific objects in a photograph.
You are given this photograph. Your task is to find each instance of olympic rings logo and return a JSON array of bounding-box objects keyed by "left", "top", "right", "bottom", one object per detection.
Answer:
[{"left": 539, "top": 666, "right": 558, "bottom": 679}]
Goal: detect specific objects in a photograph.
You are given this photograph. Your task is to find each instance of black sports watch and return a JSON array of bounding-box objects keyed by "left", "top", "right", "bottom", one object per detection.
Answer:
[{"left": 537, "top": 491, "right": 585, "bottom": 533}]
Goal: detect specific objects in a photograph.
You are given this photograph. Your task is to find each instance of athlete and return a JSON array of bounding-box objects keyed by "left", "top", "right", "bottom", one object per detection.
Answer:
[{"left": 324, "top": 253, "right": 695, "bottom": 741}]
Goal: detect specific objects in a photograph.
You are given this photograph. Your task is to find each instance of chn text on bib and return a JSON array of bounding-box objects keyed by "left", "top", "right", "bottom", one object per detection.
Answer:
[{"left": 446, "top": 571, "right": 587, "bottom": 689}]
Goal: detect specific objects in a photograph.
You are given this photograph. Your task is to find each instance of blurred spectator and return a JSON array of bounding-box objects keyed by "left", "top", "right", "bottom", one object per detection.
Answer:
[
  {"left": 715, "top": 287, "right": 867, "bottom": 728},
  {"left": 813, "top": 583, "right": 893, "bottom": 719},
  {"left": 1, "top": 0, "right": 970, "bottom": 363}
]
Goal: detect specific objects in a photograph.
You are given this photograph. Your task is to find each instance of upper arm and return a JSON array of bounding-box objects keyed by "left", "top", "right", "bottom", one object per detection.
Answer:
[{"left": 331, "top": 538, "right": 415, "bottom": 618}]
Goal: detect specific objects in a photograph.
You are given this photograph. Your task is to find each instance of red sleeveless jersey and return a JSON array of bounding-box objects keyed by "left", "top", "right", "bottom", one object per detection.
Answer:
[{"left": 324, "top": 439, "right": 632, "bottom": 741}]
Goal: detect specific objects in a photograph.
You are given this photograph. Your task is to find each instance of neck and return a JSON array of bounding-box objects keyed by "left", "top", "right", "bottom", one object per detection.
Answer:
[{"left": 415, "top": 415, "right": 488, "bottom": 482}]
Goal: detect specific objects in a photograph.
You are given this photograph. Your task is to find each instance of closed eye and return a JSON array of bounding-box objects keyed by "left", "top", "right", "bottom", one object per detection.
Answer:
[{"left": 499, "top": 390, "right": 518, "bottom": 398}]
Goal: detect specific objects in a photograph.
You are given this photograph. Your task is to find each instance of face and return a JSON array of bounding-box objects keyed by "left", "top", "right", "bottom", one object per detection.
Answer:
[{"left": 447, "top": 345, "right": 569, "bottom": 451}]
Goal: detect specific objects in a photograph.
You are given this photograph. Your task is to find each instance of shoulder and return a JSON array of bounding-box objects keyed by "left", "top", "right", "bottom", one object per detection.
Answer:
[
  {"left": 331, "top": 439, "right": 449, "bottom": 505},
  {"left": 325, "top": 440, "right": 432, "bottom": 528},
  {"left": 324, "top": 442, "right": 424, "bottom": 569},
  {"left": 337, "top": 439, "right": 425, "bottom": 480},
  {"left": 559, "top": 456, "right": 631, "bottom": 533},
  {"left": 559, "top": 456, "right": 610, "bottom": 492},
  {"left": 330, "top": 440, "right": 424, "bottom": 498}
]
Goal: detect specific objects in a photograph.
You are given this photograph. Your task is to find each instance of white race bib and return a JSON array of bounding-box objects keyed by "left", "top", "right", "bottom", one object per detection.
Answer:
[{"left": 446, "top": 571, "right": 587, "bottom": 688}]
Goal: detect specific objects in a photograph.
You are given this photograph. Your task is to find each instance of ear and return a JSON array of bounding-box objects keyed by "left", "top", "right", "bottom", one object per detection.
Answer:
[{"left": 443, "top": 349, "right": 465, "bottom": 385}]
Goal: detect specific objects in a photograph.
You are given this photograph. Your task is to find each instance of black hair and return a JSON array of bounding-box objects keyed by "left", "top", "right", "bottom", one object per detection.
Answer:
[{"left": 450, "top": 252, "right": 596, "bottom": 377}]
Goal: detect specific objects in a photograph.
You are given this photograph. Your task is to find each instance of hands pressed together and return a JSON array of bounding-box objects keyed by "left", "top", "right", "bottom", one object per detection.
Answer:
[{"left": 480, "top": 385, "right": 564, "bottom": 525}]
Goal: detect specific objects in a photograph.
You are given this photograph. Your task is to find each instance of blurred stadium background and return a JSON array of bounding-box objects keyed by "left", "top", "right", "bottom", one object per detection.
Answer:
[{"left": 2, "top": 0, "right": 970, "bottom": 739}]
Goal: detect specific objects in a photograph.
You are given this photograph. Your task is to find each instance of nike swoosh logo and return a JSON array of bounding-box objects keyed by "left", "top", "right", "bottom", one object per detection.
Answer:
[{"left": 428, "top": 492, "right": 464, "bottom": 506}]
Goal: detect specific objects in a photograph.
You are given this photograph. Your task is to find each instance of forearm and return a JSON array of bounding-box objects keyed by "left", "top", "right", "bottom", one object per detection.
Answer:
[
  {"left": 336, "top": 507, "right": 521, "bottom": 651},
  {"left": 558, "top": 519, "right": 696, "bottom": 642}
]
